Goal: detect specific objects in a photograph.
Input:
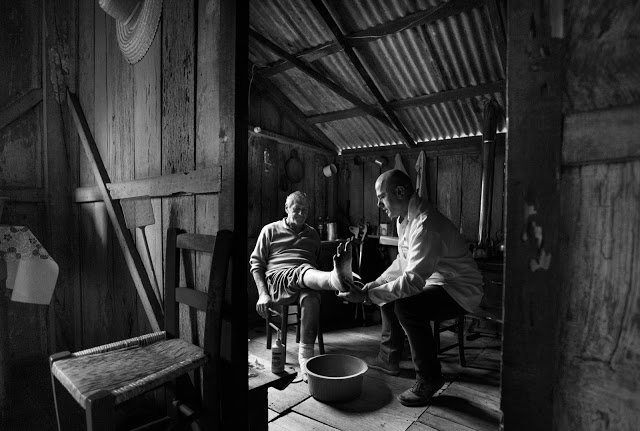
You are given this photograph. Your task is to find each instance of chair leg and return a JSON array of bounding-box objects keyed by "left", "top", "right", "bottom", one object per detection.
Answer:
[
  {"left": 457, "top": 315, "right": 466, "bottom": 367},
  {"left": 50, "top": 352, "right": 71, "bottom": 431},
  {"left": 317, "top": 317, "right": 325, "bottom": 355},
  {"left": 433, "top": 321, "right": 441, "bottom": 352},
  {"left": 295, "top": 304, "right": 301, "bottom": 344},
  {"left": 85, "top": 390, "right": 116, "bottom": 431},
  {"left": 281, "top": 305, "right": 289, "bottom": 350},
  {"left": 266, "top": 310, "right": 272, "bottom": 350}
]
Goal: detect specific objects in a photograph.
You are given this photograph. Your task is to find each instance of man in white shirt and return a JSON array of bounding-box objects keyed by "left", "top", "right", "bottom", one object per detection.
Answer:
[{"left": 339, "top": 170, "right": 484, "bottom": 406}]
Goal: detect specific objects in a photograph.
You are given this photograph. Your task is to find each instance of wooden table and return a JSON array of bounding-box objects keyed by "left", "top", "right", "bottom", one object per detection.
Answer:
[{"left": 248, "top": 353, "right": 297, "bottom": 430}]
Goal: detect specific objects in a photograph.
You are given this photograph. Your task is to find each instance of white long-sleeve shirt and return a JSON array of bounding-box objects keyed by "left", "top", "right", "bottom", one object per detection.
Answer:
[{"left": 368, "top": 195, "right": 484, "bottom": 312}]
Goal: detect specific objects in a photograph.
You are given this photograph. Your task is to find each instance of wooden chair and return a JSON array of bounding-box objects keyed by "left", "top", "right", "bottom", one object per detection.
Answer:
[
  {"left": 266, "top": 303, "right": 325, "bottom": 355},
  {"left": 433, "top": 313, "right": 467, "bottom": 367},
  {"left": 49, "top": 227, "right": 233, "bottom": 431}
]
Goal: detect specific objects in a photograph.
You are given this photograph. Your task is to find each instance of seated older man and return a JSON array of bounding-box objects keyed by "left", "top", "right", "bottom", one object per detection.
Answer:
[{"left": 250, "top": 191, "right": 355, "bottom": 379}]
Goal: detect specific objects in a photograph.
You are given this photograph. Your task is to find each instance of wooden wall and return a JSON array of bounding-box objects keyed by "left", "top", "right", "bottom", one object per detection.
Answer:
[
  {"left": 503, "top": 0, "right": 640, "bottom": 430},
  {"left": 0, "top": 0, "right": 52, "bottom": 361},
  {"left": 552, "top": 1, "right": 640, "bottom": 429},
  {"left": 337, "top": 143, "right": 505, "bottom": 245},
  {"left": 71, "top": 0, "right": 238, "bottom": 351}
]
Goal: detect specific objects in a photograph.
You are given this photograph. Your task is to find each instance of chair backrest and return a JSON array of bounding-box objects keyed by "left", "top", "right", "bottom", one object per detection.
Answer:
[
  {"left": 164, "top": 227, "right": 233, "bottom": 340},
  {"left": 164, "top": 227, "right": 233, "bottom": 429}
]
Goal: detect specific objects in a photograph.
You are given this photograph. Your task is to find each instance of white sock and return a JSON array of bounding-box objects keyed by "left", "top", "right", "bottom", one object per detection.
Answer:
[{"left": 298, "top": 343, "right": 315, "bottom": 374}]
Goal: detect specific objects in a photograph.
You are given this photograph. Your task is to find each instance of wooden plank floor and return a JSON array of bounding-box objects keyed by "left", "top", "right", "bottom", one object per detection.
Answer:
[{"left": 249, "top": 319, "right": 502, "bottom": 431}]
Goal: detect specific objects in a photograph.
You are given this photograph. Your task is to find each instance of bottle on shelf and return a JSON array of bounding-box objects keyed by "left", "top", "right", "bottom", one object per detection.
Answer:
[{"left": 317, "top": 216, "right": 325, "bottom": 240}]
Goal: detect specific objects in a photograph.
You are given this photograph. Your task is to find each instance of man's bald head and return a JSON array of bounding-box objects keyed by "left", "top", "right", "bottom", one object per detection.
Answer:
[
  {"left": 376, "top": 169, "right": 414, "bottom": 195},
  {"left": 375, "top": 169, "right": 415, "bottom": 219}
]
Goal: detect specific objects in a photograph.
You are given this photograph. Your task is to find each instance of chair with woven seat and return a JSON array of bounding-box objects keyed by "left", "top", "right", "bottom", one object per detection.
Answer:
[{"left": 49, "top": 227, "right": 233, "bottom": 431}]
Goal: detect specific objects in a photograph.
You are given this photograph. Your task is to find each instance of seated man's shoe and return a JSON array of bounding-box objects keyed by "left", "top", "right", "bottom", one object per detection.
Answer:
[
  {"left": 364, "top": 355, "right": 400, "bottom": 376},
  {"left": 397, "top": 378, "right": 445, "bottom": 407}
]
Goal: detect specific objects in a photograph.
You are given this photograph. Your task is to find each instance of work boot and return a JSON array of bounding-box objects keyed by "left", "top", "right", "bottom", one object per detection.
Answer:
[
  {"left": 397, "top": 377, "right": 445, "bottom": 407},
  {"left": 364, "top": 355, "right": 400, "bottom": 376}
]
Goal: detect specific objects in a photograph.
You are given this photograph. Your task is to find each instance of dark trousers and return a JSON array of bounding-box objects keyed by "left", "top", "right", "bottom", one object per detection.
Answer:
[{"left": 378, "top": 285, "right": 464, "bottom": 382}]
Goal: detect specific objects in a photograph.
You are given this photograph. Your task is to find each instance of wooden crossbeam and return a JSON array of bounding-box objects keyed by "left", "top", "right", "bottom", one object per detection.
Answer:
[
  {"left": 390, "top": 80, "right": 506, "bottom": 110},
  {"left": 0, "top": 88, "right": 43, "bottom": 131},
  {"left": 256, "top": 0, "right": 483, "bottom": 78},
  {"left": 249, "top": 63, "right": 337, "bottom": 153},
  {"left": 248, "top": 127, "right": 334, "bottom": 155},
  {"left": 249, "top": 29, "right": 394, "bottom": 131},
  {"left": 310, "top": 0, "right": 416, "bottom": 148},
  {"left": 306, "top": 80, "right": 504, "bottom": 123},
  {"left": 485, "top": 0, "right": 506, "bottom": 70},
  {"left": 67, "top": 90, "right": 163, "bottom": 332},
  {"left": 73, "top": 167, "right": 222, "bottom": 203}
]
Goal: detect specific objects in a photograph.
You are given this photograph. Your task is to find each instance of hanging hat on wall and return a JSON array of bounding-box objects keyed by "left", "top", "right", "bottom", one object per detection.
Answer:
[{"left": 98, "top": 0, "right": 163, "bottom": 65}]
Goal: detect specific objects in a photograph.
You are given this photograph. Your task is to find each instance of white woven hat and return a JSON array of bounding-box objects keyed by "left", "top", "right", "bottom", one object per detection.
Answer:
[{"left": 98, "top": 0, "right": 163, "bottom": 65}]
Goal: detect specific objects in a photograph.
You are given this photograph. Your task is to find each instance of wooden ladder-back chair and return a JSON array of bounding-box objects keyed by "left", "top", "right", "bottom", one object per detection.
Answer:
[{"left": 49, "top": 227, "right": 233, "bottom": 431}]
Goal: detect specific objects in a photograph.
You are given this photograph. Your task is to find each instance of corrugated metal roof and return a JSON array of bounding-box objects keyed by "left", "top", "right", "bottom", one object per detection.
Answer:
[{"left": 249, "top": 0, "right": 506, "bottom": 153}]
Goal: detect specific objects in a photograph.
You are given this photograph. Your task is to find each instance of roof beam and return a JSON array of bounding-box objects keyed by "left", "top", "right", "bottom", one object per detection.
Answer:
[
  {"left": 485, "top": 0, "right": 506, "bottom": 70},
  {"left": 249, "top": 29, "right": 395, "bottom": 130},
  {"left": 345, "top": 0, "right": 484, "bottom": 44},
  {"left": 390, "top": 80, "right": 505, "bottom": 110},
  {"left": 310, "top": 0, "right": 416, "bottom": 148},
  {"left": 306, "top": 80, "right": 504, "bottom": 124},
  {"left": 249, "top": 62, "right": 337, "bottom": 154},
  {"left": 255, "top": 0, "right": 483, "bottom": 78}
]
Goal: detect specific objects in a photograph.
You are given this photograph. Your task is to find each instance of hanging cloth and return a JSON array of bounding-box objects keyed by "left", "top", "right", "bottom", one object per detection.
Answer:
[
  {"left": 415, "top": 150, "right": 429, "bottom": 200},
  {"left": 394, "top": 154, "right": 408, "bottom": 174}
]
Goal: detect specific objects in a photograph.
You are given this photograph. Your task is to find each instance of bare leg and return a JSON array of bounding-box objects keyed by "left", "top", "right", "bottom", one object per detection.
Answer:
[
  {"left": 301, "top": 239, "right": 355, "bottom": 292},
  {"left": 299, "top": 291, "right": 320, "bottom": 344}
]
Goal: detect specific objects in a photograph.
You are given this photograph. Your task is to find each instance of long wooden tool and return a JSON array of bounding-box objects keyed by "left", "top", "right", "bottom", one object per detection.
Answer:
[
  {"left": 121, "top": 196, "right": 162, "bottom": 306},
  {"left": 67, "top": 90, "right": 162, "bottom": 332}
]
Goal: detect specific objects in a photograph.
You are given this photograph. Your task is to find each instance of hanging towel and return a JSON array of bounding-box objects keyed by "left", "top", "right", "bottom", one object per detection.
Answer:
[
  {"left": 415, "top": 150, "right": 429, "bottom": 200},
  {"left": 394, "top": 154, "right": 408, "bottom": 174}
]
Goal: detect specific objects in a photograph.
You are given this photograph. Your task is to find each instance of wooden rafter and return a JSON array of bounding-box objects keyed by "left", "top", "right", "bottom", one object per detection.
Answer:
[
  {"left": 390, "top": 80, "right": 505, "bottom": 110},
  {"left": 485, "top": 0, "right": 506, "bottom": 70},
  {"left": 249, "top": 62, "right": 337, "bottom": 153},
  {"left": 256, "top": 0, "right": 483, "bottom": 79},
  {"left": 310, "top": 0, "right": 416, "bottom": 148},
  {"left": 306, "top": 81, "right": 505, "bottom": 124},
  {"left": 249, "top": 29, "right": 394, "bottom": 131}
]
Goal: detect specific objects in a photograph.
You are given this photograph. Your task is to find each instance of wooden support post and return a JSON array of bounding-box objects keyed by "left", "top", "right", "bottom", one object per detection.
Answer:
[{"left": 67, "top": 90, "right": 163, "bottom": 332}]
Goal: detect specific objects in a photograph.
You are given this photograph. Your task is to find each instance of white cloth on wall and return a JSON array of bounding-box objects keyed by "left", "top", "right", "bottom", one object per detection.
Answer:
[
  {"left": 394, "top": 154, "right": 408, "bottom": 174},
  {"left": 415, "top": 150, "right": 428, "bottom": 200}
]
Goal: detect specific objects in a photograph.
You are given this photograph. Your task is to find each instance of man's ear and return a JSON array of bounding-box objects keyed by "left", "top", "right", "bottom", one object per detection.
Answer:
[{"left": 395, "top": 185, "right": 405, "bottom": 199}]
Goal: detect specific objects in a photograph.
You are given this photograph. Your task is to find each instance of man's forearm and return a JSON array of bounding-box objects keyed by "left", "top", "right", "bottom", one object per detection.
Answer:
[{"left": 252, "top": 271, "right": 270, "bottom": 297}]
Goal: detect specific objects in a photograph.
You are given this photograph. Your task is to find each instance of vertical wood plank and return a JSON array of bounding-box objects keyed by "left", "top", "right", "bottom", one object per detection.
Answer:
[
  {"left": 461, "top": 153, "right": 482, "bottom": 243},
  {"left": 82, "top": 3, "right": 112, "bottom": 348},
  {"left": 349, "top": 159, "right": 364, "bottom": 228},
  {"left": 133, "top": 27, "right": 161, "bottom": 335},
  {"left": 428, "top": 156, "right": 438, "bottom": 205},
  {"left": 107, "top": 17, "right": 138, "bottom": 340},
  {"left": 314, "top": 153, "right": 328, "bottom": 225},
  {"left": 503, "top": 0, "right": 563, "bottom": 428},
  {"left": 262, "top": 141, "right": 279, "bottom": 225},
  {"left": 555, "top": 162, "right": 640, "bottom": 430},
  {"left": 44, "top": 0, "right": 80, "bottom": 352},
  {"left": 302, "top": 149, "right": 316, "bottom": 226},
  {"left": 436, "top": 155, "right": 462, "bottom": 228},
  {"left": 490, "top": 150, "right": 505, "bottom": 241},
  {"left": 162, "top": 0, "right": 196, "bottom": 343},
  {"left": 363, "top": 159, "right": 380, "bottom": 232},
  {"left": 77, "top": 0, "right": 95, "bottom": 351},
  {"left": 247, "top": 137, "right": 263, "bottom": 238}
]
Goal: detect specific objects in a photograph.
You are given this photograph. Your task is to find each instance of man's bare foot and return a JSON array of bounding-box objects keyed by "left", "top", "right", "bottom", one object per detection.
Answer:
[{"left": 329, "top": 239, "right": 355, "bottom": 293}]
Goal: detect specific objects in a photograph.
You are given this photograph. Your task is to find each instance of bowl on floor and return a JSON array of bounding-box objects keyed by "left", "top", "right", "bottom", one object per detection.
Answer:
[{"left": 305, "top": 354, "right": 368, "bottom": 403}]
